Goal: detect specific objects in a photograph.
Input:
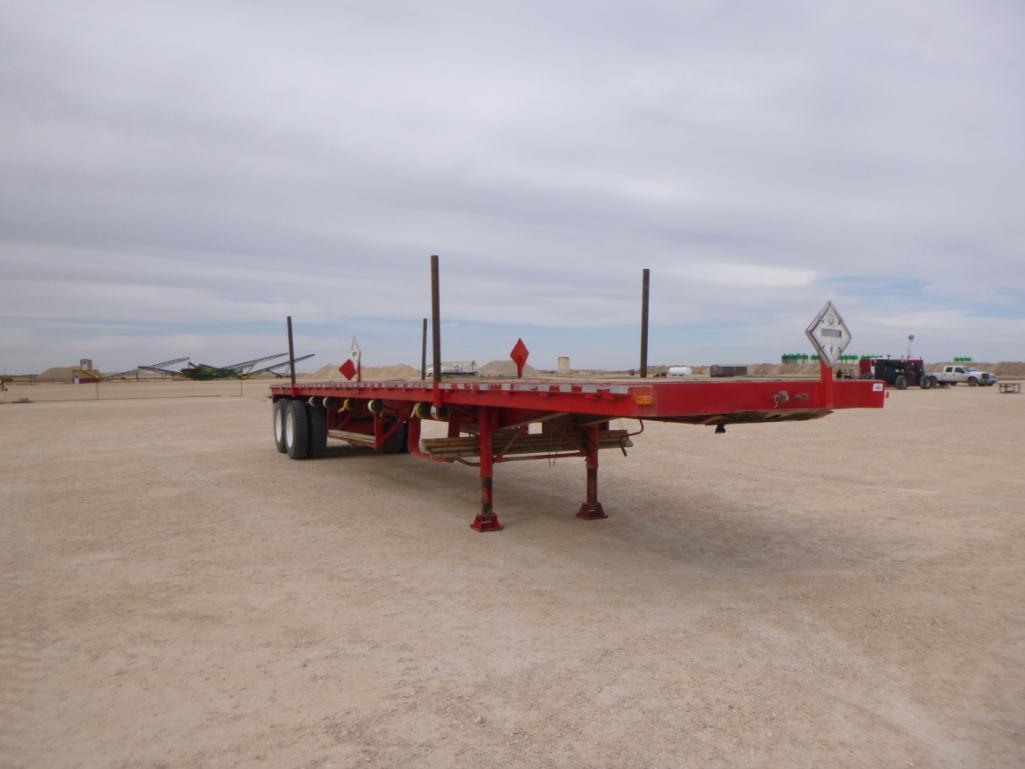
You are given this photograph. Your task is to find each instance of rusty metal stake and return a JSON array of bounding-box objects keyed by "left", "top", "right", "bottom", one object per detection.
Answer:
[
  {"left": 286, "top": 315, "right": 296, "bottom": 390},
  {"left": 431, "top": 255, "right": 442, "bottom": 406},
  {"left": 640, "top": 268, "right": 650, "bottom": 378},
  {"left": 421, "top": 317, "right": 428, "bottom": 380}
]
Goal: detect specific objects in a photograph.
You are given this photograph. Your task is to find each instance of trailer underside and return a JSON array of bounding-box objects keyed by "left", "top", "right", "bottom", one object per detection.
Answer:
[{"left": 270, "top": 372, "right": 885, "bottom": 531}]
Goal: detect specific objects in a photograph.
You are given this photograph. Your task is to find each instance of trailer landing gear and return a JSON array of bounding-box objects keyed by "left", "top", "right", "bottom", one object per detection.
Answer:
[
  {"left": 471, "top": 476, "right": 502, "bottom": 532},
  {"left": 471, "top": 408, "right": 502, "bottom": 532},
  {"left": 576, "top": 426, "right": 607, "bottom": 520}
]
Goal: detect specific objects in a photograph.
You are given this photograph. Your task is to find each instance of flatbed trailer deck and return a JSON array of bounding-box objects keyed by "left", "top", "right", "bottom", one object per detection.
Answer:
[{"left": 270, "top": 369, "right": 885, "bottom": 531}]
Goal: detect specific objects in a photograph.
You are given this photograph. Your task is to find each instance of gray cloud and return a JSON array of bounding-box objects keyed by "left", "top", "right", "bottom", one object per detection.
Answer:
[{"left": 2, "top": 0, "right": 1023, "bottom": 371}]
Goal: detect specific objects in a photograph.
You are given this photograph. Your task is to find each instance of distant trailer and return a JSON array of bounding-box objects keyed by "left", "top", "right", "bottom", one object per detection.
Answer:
[
  {"left": 269, "top": 367, "right": 884, "bottom": 532},
  {"left": 710, "top": 365, "right": 748, "bottom": 377},
  {"left": 667, "top": 366, "right": 693, "bottom": 377},
  {"left": 425, "top": 360, "right": 478, "bottom": 377}
]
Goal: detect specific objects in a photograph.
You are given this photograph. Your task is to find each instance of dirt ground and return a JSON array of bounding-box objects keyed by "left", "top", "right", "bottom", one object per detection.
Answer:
[{"left": 1, "top": 380, "right": 1023, "bottom": 768}]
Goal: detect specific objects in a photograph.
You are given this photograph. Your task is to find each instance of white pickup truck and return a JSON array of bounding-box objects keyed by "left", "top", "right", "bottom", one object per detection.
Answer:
[{"left": 931, "top": 365, "right": 998, "bottom": 387}]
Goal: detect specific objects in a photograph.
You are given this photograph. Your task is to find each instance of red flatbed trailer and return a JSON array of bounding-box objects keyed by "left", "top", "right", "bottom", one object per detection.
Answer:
[{"left": 269, "top": 365, "right": 885, "bottom": 531}]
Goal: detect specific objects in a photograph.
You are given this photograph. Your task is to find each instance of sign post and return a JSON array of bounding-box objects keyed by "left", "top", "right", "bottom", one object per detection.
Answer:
[
  {"left": 805, "top": 301, "right": 851, "bottom": 409},
  {"left": 351, "top": 337, "right": 362, "bottom": 383}
]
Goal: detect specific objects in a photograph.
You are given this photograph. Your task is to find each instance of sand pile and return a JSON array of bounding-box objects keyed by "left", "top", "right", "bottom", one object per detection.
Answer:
[
  {"left": 308, "top": 363, "right": 340, "bottom": 380},
  {"left": 303, "top": 363, "right": 421, "bottom": 381},
  {"left": 37, "top": 366, "right": 77, "bottom": 382},
  {"left": 992, "top": 362, "right": 1025, "bottom": 378},
  {"left": 478, "top": 360, "right": 542, "bottom": 377},
  {"left": 363, "top": 364, "right": 420, "bottom": 379},
  {"left": 725, "top": 363, "right": 816, "bottom": 377}
]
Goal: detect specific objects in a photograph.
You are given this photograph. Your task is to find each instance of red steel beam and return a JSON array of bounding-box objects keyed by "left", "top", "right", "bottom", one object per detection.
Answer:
[{"left": 272, "top": 377, "right": 883, "bottom": 421}]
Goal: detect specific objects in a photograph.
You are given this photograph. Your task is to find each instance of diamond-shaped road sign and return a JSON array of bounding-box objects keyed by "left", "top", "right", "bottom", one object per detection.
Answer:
[
  {"left": 510, "top": 338, "right": 529, "bottom": 378},
  {"left": 338, "top": 359, "right": 357, "bottom": 380},
  {"left": 805, "top": 301, "right": 851, "bottom": 368}
]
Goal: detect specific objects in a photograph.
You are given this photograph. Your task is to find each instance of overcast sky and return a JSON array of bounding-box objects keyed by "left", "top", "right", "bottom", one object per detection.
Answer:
[{"left": 2, "top": 1, "right": 1023, "bottom": 373}]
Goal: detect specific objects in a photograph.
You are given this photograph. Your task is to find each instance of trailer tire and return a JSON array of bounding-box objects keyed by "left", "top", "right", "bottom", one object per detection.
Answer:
[
  {"left": 286, "top": 399, "right": 310, "bottom": 459},
  {"left": 968, "top": 377, "right": 979, "bottom": 386},
  {"left": 920, "top": 376, "right": 934, "bottom": 390},
  {"left": 273, "top": 399, "right": 289, "bottom": 453},
  {"left": 895, "top": 375, "right": 908, "bottom": 390},
  {"left": 379, "top": 421, "right": 408, "bottom": 454},
  {"left": 308, "top": 404, "right": 328, "bottom": 459}
]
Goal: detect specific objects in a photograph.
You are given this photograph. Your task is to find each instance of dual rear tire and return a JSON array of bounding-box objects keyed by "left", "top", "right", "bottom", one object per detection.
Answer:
[
  {"left": 307, "top": 404, "right": 327, "bottom": 459},
  {"left": 273, "top": 399, "right": 288, "bottom": 453},
  {"left": 380, "top": 422, "right": 408, "bottom": 454},
  {"left": 273, "top": 399, "right": 407, "bottom": 457},
  {"left": 273, "top": 398, "right": 327, "bottom": 459}
]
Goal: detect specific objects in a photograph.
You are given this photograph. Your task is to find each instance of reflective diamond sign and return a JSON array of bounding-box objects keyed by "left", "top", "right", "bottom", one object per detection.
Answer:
[{"left": 805, "top": 301, "right": 851, "bottom": 368}]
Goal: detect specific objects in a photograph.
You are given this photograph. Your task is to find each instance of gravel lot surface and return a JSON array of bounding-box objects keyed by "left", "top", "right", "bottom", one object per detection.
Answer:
[{"left": 2, "top": 381, "right": 1023, "bottom": 768}]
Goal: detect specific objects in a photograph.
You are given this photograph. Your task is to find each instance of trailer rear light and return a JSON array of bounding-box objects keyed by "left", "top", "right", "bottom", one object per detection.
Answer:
[{"left": 633, "top": 395, "right": 654, "bottom": 406}]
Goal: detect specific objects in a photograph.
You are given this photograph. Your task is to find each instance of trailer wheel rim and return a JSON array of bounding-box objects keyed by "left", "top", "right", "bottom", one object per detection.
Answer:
[
  {"left": 274, "top": 405, "right": 284, "bottom": 443},
  {"left": 285, "top": 408, "right": 295, "bottom": 447}
]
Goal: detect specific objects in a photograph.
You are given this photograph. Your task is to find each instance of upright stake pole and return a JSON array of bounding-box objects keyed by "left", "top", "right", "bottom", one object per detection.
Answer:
[
  {"left": 286, "top": 315, "right": 297, "bottom": 391},
  {"left": 420, "top": 318, "right": 428, "bottom": 381},
  {"left": 430, "top": 255, "right": 442, "bottom": 406},
  {"left": 640, "top": 268, "right": 650, "bottom": 378}
]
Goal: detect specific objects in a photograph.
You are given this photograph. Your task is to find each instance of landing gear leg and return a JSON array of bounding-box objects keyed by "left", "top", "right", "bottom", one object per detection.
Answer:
[
  {"left": 471, "top": 408, "right": 502, "bottom": 532},
  {"left": 577, "top": 426, "right": 607, "bottom": 520}
]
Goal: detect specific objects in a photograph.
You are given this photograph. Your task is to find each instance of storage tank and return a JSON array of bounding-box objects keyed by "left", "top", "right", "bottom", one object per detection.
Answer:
[{"left": 667, "top": 366, "right": 693, "bottom": 377}]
